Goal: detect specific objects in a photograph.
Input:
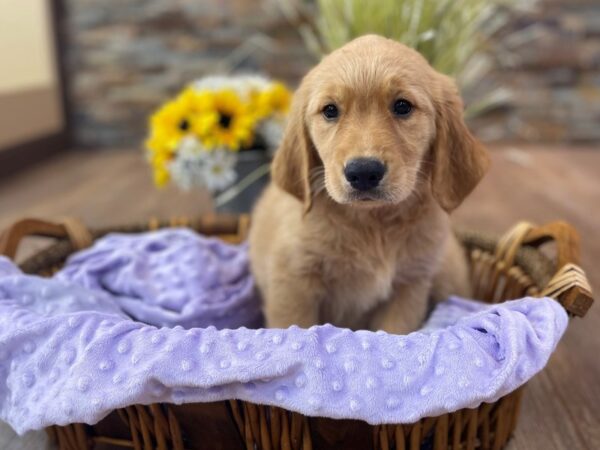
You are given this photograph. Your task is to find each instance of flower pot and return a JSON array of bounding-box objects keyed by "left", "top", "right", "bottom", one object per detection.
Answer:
[{"left": 215, "top": 149, "right": 271, "bottom": 214}]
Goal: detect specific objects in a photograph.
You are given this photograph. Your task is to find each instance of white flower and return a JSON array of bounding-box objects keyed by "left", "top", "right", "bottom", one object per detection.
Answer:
[
  {"left": 178, "top": 135, "right": 208, "bottom": 158},
  {"left": 168, "top": 138, "right": 207, "bottom": 191},
  {"left": 192, "top": 74, "right": 272, "bottom": 101},
  {"left": 201, "top": 149, "right": 238, "bottom": 192},
  {"left": 257, "top": 118, "right": 285, "bottom": 155},
  {"left": 168, "top": 136, "right": 238, "bottom": 192}
]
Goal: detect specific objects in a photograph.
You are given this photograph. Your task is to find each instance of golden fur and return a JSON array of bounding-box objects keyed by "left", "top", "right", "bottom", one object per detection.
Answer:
[{"left": 249, "top": 35, "right": 489, "bottom": 333}]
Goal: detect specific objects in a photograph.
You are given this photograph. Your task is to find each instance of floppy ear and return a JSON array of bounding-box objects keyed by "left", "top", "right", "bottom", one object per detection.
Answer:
[
  {"left": 430, "top": 77, "right": 490, "bottom": 212},
  {"left": 271, "top": 84, "right": 319, "bottom": 212}
]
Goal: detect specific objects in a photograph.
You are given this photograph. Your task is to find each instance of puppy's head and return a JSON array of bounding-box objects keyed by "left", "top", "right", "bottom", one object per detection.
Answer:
[{"left": 272, "top": 35, "right": 489, "bottom": 212}]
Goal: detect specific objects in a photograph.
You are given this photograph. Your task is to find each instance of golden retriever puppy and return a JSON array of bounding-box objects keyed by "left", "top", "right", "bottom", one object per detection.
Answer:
[{"left": 249, "top": 35, "right": 489, "bottom": 333}]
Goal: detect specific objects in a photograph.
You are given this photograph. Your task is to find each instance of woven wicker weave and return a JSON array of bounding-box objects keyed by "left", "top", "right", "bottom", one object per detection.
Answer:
[{"left": 0, "top": 214, "right": 593, "bottom": 450}]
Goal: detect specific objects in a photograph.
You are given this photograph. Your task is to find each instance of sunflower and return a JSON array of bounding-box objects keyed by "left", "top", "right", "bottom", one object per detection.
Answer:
[
  {"left": 202, "top": 89, "right": 257, "bottom": 151},
  {"left": 146, "top": 146, "right": 172, "bottom": 187},
  {"left": 145, "top": 127, "right": 174, "bottom": 188},
  {"left": 146, "top": 87, "right": 220, "bottom": 187},
  {"left": 152, "top": 165, "right": 171, "bottom": 188},
  {"left": 253, "top": 82, "right": 292, "bottom": 119},
  {"left": 146, "top": 106, "right": 180, "bottom": 188},
  {"left": 148, "top": 88, "right": 218, "bottom": 151},
  {"left": 148, "top": 100, "right": 188, "bottom": 153},
  {"left": 178, "top": 88, "right": 220, "bottom": 138},
  {"left": 144, "top": 76, "right": 291, "bottom": 189}
]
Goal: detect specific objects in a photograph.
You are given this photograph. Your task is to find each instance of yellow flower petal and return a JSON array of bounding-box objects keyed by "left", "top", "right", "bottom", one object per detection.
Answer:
[
  {"left": 192, "top": 111, "right": 219, "bottom": 137},
  {"left": 204, "top": 89, "right": 258, "bottom": 150},
  {"left": 269, "top": 82, "right": 292, "bottom": 113},
  {"left": 153, "top": 167, "right": 170, "bottom": 188}
]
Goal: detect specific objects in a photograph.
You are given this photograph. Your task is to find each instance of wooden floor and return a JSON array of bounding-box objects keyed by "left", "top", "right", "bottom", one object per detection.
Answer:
[{"left": 0, "top": 145, "right": 598, "bottom": 449}]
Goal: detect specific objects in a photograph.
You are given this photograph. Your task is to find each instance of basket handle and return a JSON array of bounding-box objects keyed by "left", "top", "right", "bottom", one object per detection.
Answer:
[
  {"left": 496, "top": 221, "right": 593, "bottom": 317},
  {"left": 0, "top": 218, "right": 93, "bottom": 260}
]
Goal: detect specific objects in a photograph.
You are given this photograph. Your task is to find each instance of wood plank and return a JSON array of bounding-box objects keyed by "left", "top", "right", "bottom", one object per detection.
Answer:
[
  {"left": 454, "top": 145, "right": 600, "bottom": 450},
  {"left": 0, "top": 148, "right": 214, "bottom": 261}
]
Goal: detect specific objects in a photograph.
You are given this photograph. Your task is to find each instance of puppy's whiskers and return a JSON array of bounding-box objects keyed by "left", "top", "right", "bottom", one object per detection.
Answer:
[{"left": 310, "top": 167, "right": 326, "bottom": 198}]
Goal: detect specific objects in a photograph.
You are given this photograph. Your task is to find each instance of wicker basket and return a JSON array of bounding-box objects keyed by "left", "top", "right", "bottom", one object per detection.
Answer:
[{"left": 0, "top": 214, "right": 594, "bottom": 450}]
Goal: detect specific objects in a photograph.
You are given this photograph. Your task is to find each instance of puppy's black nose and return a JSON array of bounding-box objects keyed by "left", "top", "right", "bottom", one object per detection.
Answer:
[{"left": 344, "top": 158, "right": 386, "bottom": 191}]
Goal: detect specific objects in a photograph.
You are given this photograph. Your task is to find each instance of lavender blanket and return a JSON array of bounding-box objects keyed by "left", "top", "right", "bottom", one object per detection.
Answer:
[{"left": 0, "top": 229, "right": 568, "bottom": 434}]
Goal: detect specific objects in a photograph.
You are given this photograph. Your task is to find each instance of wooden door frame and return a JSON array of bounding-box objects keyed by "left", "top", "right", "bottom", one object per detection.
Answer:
[{"left": 0, "top": 0, "right": 71, "bottom": 179}]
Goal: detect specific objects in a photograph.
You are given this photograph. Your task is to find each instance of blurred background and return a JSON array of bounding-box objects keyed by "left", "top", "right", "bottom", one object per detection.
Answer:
[
  {"left": 0, "top": 0, "right": 599, "bottom": 448},
  {"left": 4, "top": 0, "right": 600, "bottom": 150},
  {"left": 2, "top": 0, "right": 598, "bottom": 236}
]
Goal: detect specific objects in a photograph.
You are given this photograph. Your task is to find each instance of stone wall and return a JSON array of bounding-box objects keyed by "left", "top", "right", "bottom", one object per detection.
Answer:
[
  {"left": 63, "top": 0, "right": 600, "bottom": 147},
  {"left": 64, "top": 0, "right": 313, "bottom": 147},
  {"left": 474, "top": 0, "right": 600, "bottom": 143}
]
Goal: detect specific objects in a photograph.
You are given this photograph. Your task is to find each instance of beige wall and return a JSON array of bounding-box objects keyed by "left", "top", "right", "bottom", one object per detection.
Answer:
[
  {"left": 0, "top": 0, "right": 64, "bottom": 149},
  {"left": 0, "top": 0, "right": 58, "bottom": 93}
]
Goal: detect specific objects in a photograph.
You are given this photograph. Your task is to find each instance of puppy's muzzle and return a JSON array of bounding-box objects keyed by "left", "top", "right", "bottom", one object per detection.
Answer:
[{"left": 344, "top": 158, "right": 386, "bottom": 191}]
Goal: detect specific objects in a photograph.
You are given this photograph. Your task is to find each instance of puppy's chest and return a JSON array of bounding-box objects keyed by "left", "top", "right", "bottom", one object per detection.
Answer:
[{"left": 318, "top": 229, "right": 434, "bottom": 312}]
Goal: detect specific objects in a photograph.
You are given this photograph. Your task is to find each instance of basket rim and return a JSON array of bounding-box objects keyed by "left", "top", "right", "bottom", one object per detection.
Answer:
[
  {"left": 11, "top": 214, "right": 595, "bottom": 317},
  {"left": 18, "top": 219, "right": 556, "bottom": 293}
]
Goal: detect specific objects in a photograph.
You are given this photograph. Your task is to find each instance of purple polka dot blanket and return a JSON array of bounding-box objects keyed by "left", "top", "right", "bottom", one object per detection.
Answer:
[{"left": 0, "top": 228, "right": 567, "bottom": 434}]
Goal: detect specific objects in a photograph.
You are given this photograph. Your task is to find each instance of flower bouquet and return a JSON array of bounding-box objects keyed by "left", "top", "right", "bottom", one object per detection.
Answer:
[{"left": 145, "top": 75, "right": 291, "bottom": 208}]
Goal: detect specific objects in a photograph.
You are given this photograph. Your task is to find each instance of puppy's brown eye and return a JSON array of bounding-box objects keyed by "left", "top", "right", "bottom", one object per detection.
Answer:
[
  {"left": 322, "top": 104, "right": 339, "bottom": 120},
  {"left": 392, "top": 99, "right": 412, "bottom": 117}
]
